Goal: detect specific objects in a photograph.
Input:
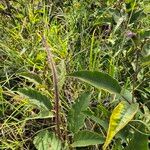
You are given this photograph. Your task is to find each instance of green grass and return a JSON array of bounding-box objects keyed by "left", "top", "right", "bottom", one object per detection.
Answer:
[{"left": 0, "top": 0, "right": 150, "bottom": 149}]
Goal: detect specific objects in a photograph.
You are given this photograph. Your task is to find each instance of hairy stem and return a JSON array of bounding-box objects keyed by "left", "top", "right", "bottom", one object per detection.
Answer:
[{"left": 42, "top": 36, "right": 60, "bottom": 137}]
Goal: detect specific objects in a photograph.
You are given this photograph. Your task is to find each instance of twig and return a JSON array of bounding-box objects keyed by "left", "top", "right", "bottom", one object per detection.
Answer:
[{"left": 42, "top": 36, "right": 61, "bottom": 138}]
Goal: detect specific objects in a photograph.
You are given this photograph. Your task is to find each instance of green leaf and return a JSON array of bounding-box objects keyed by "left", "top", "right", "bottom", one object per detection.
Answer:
[
  {"left": 72, "top": 130, "right": 105, "bottom": 147},
  {"left": 83, "top": 109, "right": 108, "bottom": 131},
  {"left": 69, "top": 71, "right": 121, "bottom": 94},
  {"left": 18, "top": 88, "right": 52, "bottom": 110},
  {"left": 103, "top": 101, "right": 139, "bottom": 150},
  {"left": 33, "top": 130, "right": 62, "bottom": 150},
  {"left": 26, "top": 110, "right": 54, "bottom": 120},
  {"left": 18, "top": 72, "right": 43, "bottom": 85},
  {"left": 67, "top": 92, "right": 91, "bottom": 133},
  {"left": 126, "top": 127, "right": 149, "bottom": 150}
]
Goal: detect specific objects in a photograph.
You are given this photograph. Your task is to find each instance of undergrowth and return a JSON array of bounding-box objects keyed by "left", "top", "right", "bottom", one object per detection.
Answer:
[{"left": 0, "top": 0, "right": 150, "bottom": 150}]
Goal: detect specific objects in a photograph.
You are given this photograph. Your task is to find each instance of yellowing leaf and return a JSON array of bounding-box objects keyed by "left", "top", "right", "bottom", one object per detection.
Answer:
[{"left": 103, "top": 101, "right": 139, "bottom": 150}]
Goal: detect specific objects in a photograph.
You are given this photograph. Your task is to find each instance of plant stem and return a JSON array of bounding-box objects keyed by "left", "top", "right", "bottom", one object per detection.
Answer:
[{"left": 42, "top": 36, "right": 61, "bottom": 138}]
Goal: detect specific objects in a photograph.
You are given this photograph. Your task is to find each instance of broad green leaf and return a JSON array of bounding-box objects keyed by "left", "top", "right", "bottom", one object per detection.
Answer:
[
  {"left": 67, "top": 92, "right": 91, "bottom": 133},
  {"left": 69, "top": 71, "right": 121, "bottom": 94},
  {"left": 126, "top": 126, "right": 149, "bottom": 150},
  {"left": 18, "top": 88, "right": 52, "bottom": 110},
  {"left": 33, "top": 130, "right": 62, "bottom": 150},
  {"left": 83, "top": 109, "right": 108, "bottom": 131},
  {"left": 18, "top": 72, "right": 42, "bottom": 85},
  {"left": 72, "top": 130, "right": 105, "bottom": 147},
  {"left": 103, "top": 101, "right": 139, "bottom": 150}
]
